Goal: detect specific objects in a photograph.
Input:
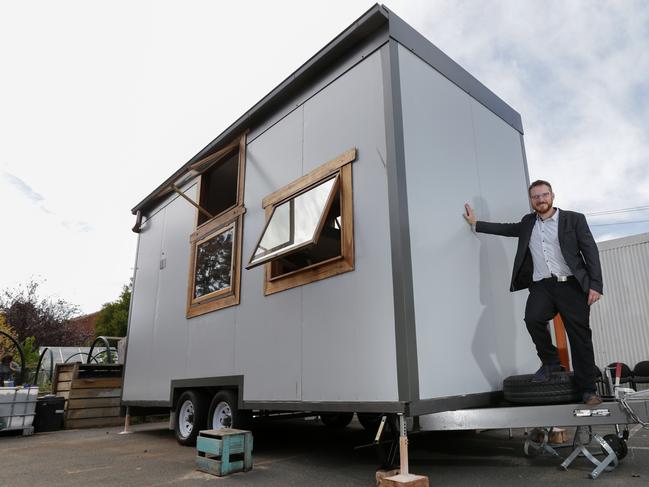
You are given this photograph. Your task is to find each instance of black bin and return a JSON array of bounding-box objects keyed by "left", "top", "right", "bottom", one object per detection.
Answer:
[{"left": 34, "top": 395, "right": 65, "bottom": 432}]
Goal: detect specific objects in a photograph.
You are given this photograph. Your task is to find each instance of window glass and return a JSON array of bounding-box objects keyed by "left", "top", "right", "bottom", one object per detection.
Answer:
[
  {"left": 270, "top": 191, "right": 341, "bottom": 278},
  {"left": 249, "top": 176, "right": 338, "bottom": 268},
  {"left": 193, "top": 226, "right": 234, "bottom": 299}
]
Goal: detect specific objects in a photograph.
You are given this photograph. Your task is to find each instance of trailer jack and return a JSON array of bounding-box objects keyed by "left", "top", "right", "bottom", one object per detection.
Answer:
[
  {"left": 523, "top": 424, "right": 628, "bottom": 480},
  {"left": 560, "top": 425, "right": 628, "bottom": 480},
  {"left": 523, "top": 427, "right": 563, "bottom": 458}
]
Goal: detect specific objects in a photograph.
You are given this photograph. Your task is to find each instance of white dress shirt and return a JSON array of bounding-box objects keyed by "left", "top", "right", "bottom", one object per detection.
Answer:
[{"left": 528, "top": 208, "right": 573, "bottom": 281}]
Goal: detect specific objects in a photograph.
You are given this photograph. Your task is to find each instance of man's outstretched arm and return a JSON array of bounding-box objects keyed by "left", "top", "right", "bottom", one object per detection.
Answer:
[{"left": 463, "top": 203, "right": 522, "bottom": 237}]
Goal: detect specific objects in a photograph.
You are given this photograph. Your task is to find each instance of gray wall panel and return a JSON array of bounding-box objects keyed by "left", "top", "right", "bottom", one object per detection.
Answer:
[
  {"left": 152, "top": 185, "right": 197, "bottom": 391},
  {"left": 591, "top": 234, "right": 649, "bottom": 368},
  {"left": 301, "top": 49, "right": 399, "bottom": 402},
  {"left": 398, "top": 45, "right": 534, "bottom": 399},
  {"left": 469, "top": 98, "right": 537, "bottom": 385},
  {"left": 126, "top": 50, "right": 398, "bottom": 406},
  {"left": 122, "top": 210, "right": 164, "bottom": 402},
  {"left": 184, "top": 307, "right": 236, "bottom": 380},
  {"left": 238, "top": 108, "right": 304, "bottom": 401}
]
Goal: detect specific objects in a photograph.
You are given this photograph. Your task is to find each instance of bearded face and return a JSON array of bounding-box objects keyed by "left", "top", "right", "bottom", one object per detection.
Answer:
[{"left": 529, "top": 185, "right": 554, "bottom": 214}]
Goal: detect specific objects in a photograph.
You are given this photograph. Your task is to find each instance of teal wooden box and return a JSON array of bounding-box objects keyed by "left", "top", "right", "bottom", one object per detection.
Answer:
[{"left": 196, "top": 428, "right": 253, "bottom": 476}]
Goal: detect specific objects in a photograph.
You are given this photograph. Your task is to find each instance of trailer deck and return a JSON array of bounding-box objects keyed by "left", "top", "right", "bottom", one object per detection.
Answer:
[{"left": 415, "top": 390, "right": 649, "bottom": 479}]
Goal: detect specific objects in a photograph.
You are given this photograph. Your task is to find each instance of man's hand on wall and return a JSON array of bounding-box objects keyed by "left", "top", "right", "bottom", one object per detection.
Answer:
[{"left": 463, "top": 203, "right": 477, "bottom": 226}]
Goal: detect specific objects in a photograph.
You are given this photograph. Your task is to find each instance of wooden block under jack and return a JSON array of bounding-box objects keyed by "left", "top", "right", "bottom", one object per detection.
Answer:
[
  {"left": 550, "top": 428, "right": 568, "bottom": 444},
  {"left": 376, "top": 468, "right": 401, "bottom": 485},
  {"left": 530, "top": 427, "right": 568, "bottom": 444},
  {"left": 381, "top": 473, "right": 429, "bottom": 487}
]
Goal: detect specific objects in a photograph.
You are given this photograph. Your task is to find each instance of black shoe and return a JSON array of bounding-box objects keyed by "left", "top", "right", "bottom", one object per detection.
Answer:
[
  {"left": 530, "top": 363, "right": 563, "bottom": 383},
  {"left": 583, "top": 392, "right": 603, "bottom": 406}
]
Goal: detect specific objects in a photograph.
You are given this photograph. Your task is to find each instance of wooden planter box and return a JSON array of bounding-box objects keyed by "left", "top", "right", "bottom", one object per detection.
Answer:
[{"left": 53, "top": 363, "right": 123, "bottom": 429}]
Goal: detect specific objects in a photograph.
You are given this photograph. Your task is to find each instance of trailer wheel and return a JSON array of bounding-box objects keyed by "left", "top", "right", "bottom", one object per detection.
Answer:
[
  {"left": 208, "top": 390, "right": 251, "bottom": 431},
  {"left": 357, "top": 413, "right": 384, "bottom": 432},
  {"left": 175, "top": 390, "right": 208, "bottom": 446},
  {"left": 503, "top": 372, "right": 580, "bottom": 404},
  {"left": 319, "top": 412, "right": 354, "bottom": 428},
  {"left": 603, "top": 434, "right": 628, "bottom": 460}
]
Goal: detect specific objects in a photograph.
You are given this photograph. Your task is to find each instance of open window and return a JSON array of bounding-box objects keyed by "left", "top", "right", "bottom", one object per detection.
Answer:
[
  {"left": 248, "top": 148, "right": 356, "bottom": 295},
  {"left": 186, "top": 134, "right": 246, "bottom": 318}
]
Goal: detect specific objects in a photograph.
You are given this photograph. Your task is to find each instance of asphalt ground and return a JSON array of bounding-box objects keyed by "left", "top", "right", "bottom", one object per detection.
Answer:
[{"left": 2, "top": 416, "right": 649, "bottom": 486}]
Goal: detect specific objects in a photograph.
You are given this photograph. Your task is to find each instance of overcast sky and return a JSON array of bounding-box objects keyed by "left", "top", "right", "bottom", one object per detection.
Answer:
[{"left": 1, "top": 1, "right": 648, "bottom": 314}]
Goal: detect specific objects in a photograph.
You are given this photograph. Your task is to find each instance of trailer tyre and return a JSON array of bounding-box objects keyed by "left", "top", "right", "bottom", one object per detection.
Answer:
[
  {"left": 208, "top": 390, "right": 251, "bottom": 431},
  {"left": 603, "top": 434, "right": 628, "bottom": 460},
  {"left": 175, "top": 390, "right": 208, "bottom": 446},
  {"left": 320, "top": 412, "right": 354, "bottom": 428},
  {"left": 503, "top": 372, "right": 581, "bottom": 404}
]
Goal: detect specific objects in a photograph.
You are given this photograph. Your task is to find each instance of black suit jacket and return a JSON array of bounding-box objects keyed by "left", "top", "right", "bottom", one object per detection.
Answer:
[{"left": 476, "top": 209, "right": 603, "bottom": 294}]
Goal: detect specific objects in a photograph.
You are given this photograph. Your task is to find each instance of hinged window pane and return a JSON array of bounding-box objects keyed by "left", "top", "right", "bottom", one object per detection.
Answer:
[{"left": 248, "top": 175, "right": 340, "bottom": 269}]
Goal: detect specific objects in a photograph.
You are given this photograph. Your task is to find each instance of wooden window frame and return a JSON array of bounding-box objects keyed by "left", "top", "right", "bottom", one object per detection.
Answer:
[
  {"left": 260, "top": 148, "right": 357, "bottom": 296},
  {"left": 186, "top": 133, "right": 247, "bottom": 318}
]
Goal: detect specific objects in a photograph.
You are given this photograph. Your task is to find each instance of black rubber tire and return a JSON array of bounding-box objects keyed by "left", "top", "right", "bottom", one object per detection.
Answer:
[
  {"left": 357, "top": 413, "right": 384, "bottom": 432},
  {"left": 320, "top": 412, "right": 354, "bottom": 428},
  {"left": 603, "top": 434, "right": 628, "bottom": 460},
  {"left": 174, "top": 390, "right": 208, "bottom": 446},
  {"left": 208, "top": 390, "right": 251, "bottom": 431},
  {"left": 503, "top": 372, "right": 580, "bottom": 404}
]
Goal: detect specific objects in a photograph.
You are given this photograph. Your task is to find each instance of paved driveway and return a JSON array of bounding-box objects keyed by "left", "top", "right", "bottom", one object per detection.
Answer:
[{"left": 2, "top": 417, "right": 649, "bottom": 486}]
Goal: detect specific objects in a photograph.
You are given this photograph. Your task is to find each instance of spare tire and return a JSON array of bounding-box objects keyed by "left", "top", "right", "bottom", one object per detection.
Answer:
[{"left": 503, "top": 372, "right": 580, "bottom": 404}]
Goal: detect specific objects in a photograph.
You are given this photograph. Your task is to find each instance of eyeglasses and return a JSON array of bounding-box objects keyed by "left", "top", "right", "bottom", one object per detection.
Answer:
[{"left": 530, "top": 192, "right": 551, "bottom": 200}]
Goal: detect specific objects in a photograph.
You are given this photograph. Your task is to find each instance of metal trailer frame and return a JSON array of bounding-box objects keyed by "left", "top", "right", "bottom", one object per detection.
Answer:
[{"left": 417, "top": 390, "right": 649, "bottom": 479}]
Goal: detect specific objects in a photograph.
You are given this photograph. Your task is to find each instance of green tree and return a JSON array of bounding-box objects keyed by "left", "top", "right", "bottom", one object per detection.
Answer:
[
  {"left": 0, "top": 315, "right": 18, "bottom": 351},
  {"left": 95, "top": 284, "right": 131, "bottom": 338}
]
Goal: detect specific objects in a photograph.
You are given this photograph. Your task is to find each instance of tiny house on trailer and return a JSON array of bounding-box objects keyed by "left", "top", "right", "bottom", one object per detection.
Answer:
[{"left": 123, "top": 4, "right": 538, "bottom": 445}]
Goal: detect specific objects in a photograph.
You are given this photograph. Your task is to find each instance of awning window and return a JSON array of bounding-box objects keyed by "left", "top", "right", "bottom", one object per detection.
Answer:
[{"left": 247, "top": 175, "right": 340, "bottom": 269}]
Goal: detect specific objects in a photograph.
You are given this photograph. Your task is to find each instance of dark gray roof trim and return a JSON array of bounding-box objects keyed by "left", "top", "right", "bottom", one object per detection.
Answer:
[
  {"left": 386, "top": 8, "right": 524, "bottom": 134},
  {"left": 133, "top": 3, "right": 523, "bottom": 214},
  {"left": 132, "top": 4, "right": 390, "bottom": 214}
]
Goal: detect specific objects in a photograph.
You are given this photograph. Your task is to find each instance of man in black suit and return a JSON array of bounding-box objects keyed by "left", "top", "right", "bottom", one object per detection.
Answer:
[{"left": 464, "top": 180, "right": 603, "bottom": 405}]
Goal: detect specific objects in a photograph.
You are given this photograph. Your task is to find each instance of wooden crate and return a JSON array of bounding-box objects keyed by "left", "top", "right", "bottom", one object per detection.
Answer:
[
  {"left": 196, "top": 429, "right": 253, "bottom": 477},
  {"left": 53, "top": 363, "right": 123, "bottom": 429}
]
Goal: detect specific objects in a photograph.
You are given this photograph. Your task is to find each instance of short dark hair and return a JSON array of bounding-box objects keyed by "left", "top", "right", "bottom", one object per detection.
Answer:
[{"left": 528, "top": 179, "right": 553, "bottom": 196}]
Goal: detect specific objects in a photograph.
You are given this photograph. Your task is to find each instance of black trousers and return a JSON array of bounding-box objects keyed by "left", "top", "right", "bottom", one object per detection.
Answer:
[{"left": 524, "top": 277, "right": 597, "bottom": 393}]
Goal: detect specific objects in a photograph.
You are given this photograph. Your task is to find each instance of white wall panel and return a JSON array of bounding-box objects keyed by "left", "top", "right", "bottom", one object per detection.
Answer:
[
  {"left": 237, "top": 108, "right": 304, "bottom": 401},
  {"left": 398, "top": 45, "right": 534, "bottom": 399},
  {"left": 470, "top": 99, "right": 537, "bottom": 385},
  {"left": 125, "top": 49, "right": 397, "bottom": 405},
  {"left": 122, "top": 210, "right": 164, "bottom": 402},
  {"left": 301, "top": 48, "right": 398, "bottom": 402},
  {"left": 151, "top": 186, "right": 196, "bottom": 394}
]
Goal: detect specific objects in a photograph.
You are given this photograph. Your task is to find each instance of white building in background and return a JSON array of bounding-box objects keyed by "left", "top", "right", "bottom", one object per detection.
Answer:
[{"left": 591, "top": 233, "right": 649, "bottom": 370}]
